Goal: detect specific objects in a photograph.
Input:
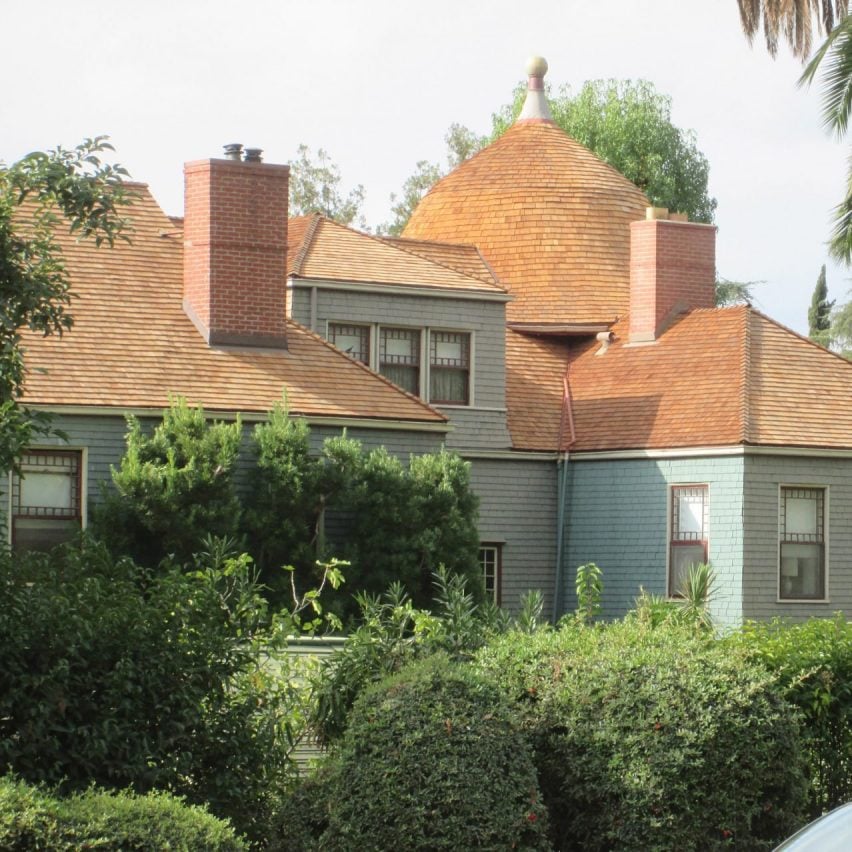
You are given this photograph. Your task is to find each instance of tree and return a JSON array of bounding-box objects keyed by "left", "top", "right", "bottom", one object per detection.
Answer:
[
  {"left": 737, "top": 0, "right": 847, "bottom": 60},
  {"left": 715, "top": 277, "right": 758, "bottom": 306},
  {"left": 808, "top": 264, "right": 834, "bottom": 344},
  {"left": 289, "top": 143, "right": 366, "bottom": 228},
  {"left": 0, "top": 138, "right": 130, "bottom": 473}
]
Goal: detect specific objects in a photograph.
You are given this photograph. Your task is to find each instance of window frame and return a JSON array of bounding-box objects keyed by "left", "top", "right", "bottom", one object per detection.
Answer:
[
  {"left": 428, "top": 329, "right": 472, "bottom": 406},
  {"left": 777, "top": 484, "right": 829, "bottom": 603},
  {"left": 327, "top": 321, "right": 371, "bottom": 365},
  {"left": 478, "top": 543, "right": 502, "bottom": 605},
  {"left": 7, "top": 447, "right": 88, "bottom": 550},
  {"left": 667, "top": 483, "right": 709, "bottom": 598}
]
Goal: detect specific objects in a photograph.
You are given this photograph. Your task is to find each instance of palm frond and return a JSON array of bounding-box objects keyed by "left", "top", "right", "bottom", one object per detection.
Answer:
[
  {"left": 828, "top": 149, "right": 852, "bottom": 262},
  {"left": 738, "top": 0, "right": 849, "bottom": 60},
  {"left": 801, "top": 15, "right": 852, "bottom": 136}
]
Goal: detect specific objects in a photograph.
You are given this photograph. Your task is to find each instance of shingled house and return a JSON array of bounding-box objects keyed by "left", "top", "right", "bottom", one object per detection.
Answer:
[{"left": 11, "top": 58, "right": 852, "bottom": 626}]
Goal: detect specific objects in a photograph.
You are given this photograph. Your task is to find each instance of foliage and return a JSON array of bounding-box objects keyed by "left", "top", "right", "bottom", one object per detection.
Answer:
[
  {"left": 475, "top": 621, "right": 807, "bottom": 851},
  {"left": 829, "top": 294, "right": 852, "bottom": 355},
  {"left": 268, "top": 763, "right": 337, "bottom": 852},
  {"left": 340, "top": 446, "right": 481, "bottom": 612},
  {"left": 0, "top": 776, "right": 246, "bottom": 851},
  {"left": 574, "top": 561, "right": 603, "bottom": 623},
  {"left": 310, "top": 568, "right": 508, "bottom": 745},
  {"left": 0, "top": 536, "right": 307, "bottom": 844},
  {"left": 729, "top": 616, "right": 852, "bottom": 815},
  {"left": 243, "top": 403, "right": 360, "bottom": 603},
  {"left": 715, "top": 276, "right": 758, "bottom": 306},
  {"left": 809, "top": 264, "right": 834, "bottom": 345},
  {"left": 675, "top": 561, "right": 717, "bottom": 630},
  {"left": 738, "top": 0, "right": 847, "bottom": 60},
  {"left": 320, "top": 655, "right": 550, "bottom": 852},
  {"left": 289, "top": 144, "right": 366, "bottom": 228},
  {"left": 0, "top": 137, "right": 130, "bottom": 473},
  {"left": 93, "top": 397, "right": 242, "bottom": 566}
]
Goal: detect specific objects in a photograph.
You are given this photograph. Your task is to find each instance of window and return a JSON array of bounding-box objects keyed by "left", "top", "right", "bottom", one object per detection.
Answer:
[
  {"left": 479, "top": 544, "right": 502, "bottom": 605},
  {"left": 780, "top": 486, "right": 826, "bottom": 600},
  {"left": 669, "top": 485, "right": 708, "bottom": 597},
  {"left": 379, "top": 327, "right": 420, "bottom": 396},
  {"left": 11, "top": 450, "right": 83, "bottom": 552},
  {"left": 329, "top": 323, "right": 370, "bottom": 364},
  {"left": 430, "top": 331, "right": 470, "bottom": 404}
]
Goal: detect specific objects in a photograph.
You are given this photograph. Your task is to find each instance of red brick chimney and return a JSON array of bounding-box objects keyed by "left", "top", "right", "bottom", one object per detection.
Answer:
[
  {"left": 183, "top": 144, "right": 290, "bottom": 348},
  {"left": 629, "top": 208, "right": 716, "bottom": 343}
]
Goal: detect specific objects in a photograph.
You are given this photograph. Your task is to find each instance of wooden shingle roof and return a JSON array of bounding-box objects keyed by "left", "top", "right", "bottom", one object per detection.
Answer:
[
  {"left": 18, "top": 187, "right": 447, "bottom": 425},
  {"left": 403, "top": 119, "right": 648, "bottom": 324}
]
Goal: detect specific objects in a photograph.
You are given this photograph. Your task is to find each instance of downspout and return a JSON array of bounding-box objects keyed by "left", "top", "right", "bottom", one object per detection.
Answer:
[{"left": 552, "top": 370, "right": 577, "bottom": 622}]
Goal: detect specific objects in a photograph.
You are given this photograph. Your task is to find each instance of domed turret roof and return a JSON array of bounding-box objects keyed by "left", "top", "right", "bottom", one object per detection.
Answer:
[{"left": 403, "top": 59, "right": 649, "bottom": 324}]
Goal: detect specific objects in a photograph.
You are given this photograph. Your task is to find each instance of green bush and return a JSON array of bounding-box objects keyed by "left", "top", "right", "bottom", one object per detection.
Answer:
[
  {"left": 729, "top": 616, "right": 852, "bottom": 815},
  {"left": 0, "top": 776, "right": 246, "bottom": 850},
  {"left": 0, "top": 537, "right": 301, "bottom": 844},
  {"left": 321, "top": 655, "right": 550, "bottom": 851},
  {"left": 94, "top": 397, "right": 242, "bottom": 566},
  {"left": 269, "top": 763, "right": 337, "bottom": 852},
  {"left": 475, "top": 621, "right": 807, "bottom": 851}
]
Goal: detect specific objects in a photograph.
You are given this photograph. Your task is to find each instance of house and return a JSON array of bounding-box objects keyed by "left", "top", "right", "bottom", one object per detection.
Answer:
[{"left": 10, "top": 57, "right": 852, "bottom": 627}]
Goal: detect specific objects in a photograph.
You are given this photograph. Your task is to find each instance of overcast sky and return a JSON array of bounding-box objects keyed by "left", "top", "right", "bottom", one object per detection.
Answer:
[{"left": 4, "top": 0, "right": 848, "bottom": 334}]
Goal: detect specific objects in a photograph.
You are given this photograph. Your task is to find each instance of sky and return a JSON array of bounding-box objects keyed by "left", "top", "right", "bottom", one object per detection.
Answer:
[{"left": 3, "top": 0, "right": 849, "bottom": 334}]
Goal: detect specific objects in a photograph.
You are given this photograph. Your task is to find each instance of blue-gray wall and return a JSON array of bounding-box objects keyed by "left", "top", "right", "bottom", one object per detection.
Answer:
[
  {"left": 564, "top": 455, "right": 745, "bottom": 628},
  {"left": 743, "top": 454, "right": 852, "bottom": 622}
]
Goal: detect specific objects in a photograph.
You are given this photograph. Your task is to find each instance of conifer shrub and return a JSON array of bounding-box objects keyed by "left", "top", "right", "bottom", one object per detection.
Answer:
[
  {"left": 729, "top": 616, "right": 852, "bottom": 815},
  {"left": 0, "top": 777, "right": 246, "bottom": 850},
  {"left": 475, "top": 622, "right": 807, "bottom": 851},
  {"left": 320, "top": 655, "right": 550, "bottom": 851}
]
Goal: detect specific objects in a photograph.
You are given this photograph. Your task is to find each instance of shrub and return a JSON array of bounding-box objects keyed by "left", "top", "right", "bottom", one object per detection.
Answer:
[
  {"left": 0, "top": 537, "right": 301, "bottom": 844},
  {"left": 94, "top": 397, "right": 242, "bottom": 566},
  {"left": 268, "top": 763, "right": 337, "bottom": 852},
  {"left": 729, "top": 616, "right": 852, "bottom": 815},
  {"left": 475, "top": 621, "right": 807, "bottom": 851},
  {"left": 321, "top": 655, "right": 550, "bottom": 851},
  {"left": 0, "top": 776, "right": 246, "bottom": 850}
]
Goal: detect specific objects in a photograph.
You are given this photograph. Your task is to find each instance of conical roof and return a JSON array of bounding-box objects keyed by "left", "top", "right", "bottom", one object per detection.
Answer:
[{"left": 403, "top": 60, "right": 649, "bottom": 324}]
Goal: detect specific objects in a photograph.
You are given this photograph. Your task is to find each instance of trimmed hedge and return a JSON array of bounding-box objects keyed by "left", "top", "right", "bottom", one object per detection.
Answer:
[
  {"left": 475, "top": 622, "right": 807, "bottom": 851},
  {"left": 0, "top": 776, "right": 246, "bottom": 850},
  {"left": 320, "top": 654, "right": 550, "bottom": 851},
  {"left": 729, "top": 616, "right": 852, "bottom": 815}
]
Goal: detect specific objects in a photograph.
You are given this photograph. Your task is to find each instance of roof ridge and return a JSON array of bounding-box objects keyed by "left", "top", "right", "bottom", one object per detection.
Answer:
[
  {"left": 285, "top": 319, "right": 448, "bottom": 422},
  {"left": 741, "top": 306, "right": 752, "bottom": 445},
  {"left": 291, "top": 213, "right": 322, "bottom": 276},
  {"left": 380, "top": 232, "right": 507, "bottom": 292}
]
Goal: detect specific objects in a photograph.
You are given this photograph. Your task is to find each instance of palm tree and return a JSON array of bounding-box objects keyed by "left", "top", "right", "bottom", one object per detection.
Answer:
[{"left": 737, "top": 0, "right": 848, "bottom": 60}]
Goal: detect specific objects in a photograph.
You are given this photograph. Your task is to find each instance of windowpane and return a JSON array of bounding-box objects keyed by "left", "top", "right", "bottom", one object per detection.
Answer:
[
  {"left": 380, "top": 328, "right": 420, "bottom": 395},
  {"left": 669, "top": 485, "right": 708, "bottom": 597},
  {"left": 479, "top": 545, "right": 501, "bottom": 604},
  {"left": 430, "top": 331, "right": 469, "bottom": 404},
  {"left": 329, "top": 323, "right": 369, "bottom": 364},
  {"left": 780, "top": 487, "right": 825, "bottom": 599},
  {"left": 12, "top": 451, "right": 82, "bottom": 552},
  {"left": 670, "top": 543, "right": 706, "bottom": 597}
]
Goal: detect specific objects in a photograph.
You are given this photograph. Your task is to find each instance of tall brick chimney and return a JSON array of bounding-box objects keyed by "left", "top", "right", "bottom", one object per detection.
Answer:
[
  {"left": 183, "top": 145, "right": 290, "bottom": 348},
  {"left": 629, "top": 208, "right": 716, "bottom": 343}
]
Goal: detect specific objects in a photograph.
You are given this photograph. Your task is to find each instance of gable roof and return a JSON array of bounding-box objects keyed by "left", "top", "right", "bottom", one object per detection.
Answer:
[
  {"left": 562, "top": 306, "right": 852, "bottom": 453},
  {"left": 18, "top": 186, "right": 447, "bottom": 426},
  {"left": 287, "top": 214, "right": 506, "bottom": 295}
]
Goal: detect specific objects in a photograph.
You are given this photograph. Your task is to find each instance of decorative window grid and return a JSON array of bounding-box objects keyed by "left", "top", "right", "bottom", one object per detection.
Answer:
[
  {"left": 430, "top": 331, "right": 470, "bottom": 368},
  {"left": 479, "top": 544, "right": 501, "bottom": 605},
  {"left": 781, "top": 487, "right": 824, "bottom": 543},
  {"left": 671, "top": 485, "right": 708, "bottom": 542},
  {"left": 380, "top": 327, "right": 420, "bottom": 365},
  {"left": 329, "top": 323, "right": 370, "bottom": 364},
  {"left": 12, "top": 451, "right": 82, "bottom": 520}
]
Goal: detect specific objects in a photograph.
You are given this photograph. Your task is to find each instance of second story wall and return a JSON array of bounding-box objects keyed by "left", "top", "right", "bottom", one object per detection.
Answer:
[{"left": 290, "top": 284, "right": 512, "bottom": 451}]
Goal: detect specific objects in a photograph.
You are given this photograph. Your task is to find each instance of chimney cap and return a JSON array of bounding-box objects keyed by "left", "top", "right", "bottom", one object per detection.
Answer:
[
  {"left": 223, "top": 143, "right": 243, "bottom": 161},
  {"left": 244, "top": 147, "right": 263, "bottom": 163}
]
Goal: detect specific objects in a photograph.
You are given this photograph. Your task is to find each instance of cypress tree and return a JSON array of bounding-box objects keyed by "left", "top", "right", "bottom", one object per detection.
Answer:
[{"left": 808, "top": 265, "right": 834, "bottom": 347}]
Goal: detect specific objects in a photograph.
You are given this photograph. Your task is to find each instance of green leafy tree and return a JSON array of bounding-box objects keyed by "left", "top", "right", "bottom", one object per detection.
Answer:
[
  {"left": 809, "top": 264, "right": 834, "bottom": 345},
  {"left": 289, "top": 143, "right": 366, "bottom": 228},
  {"left": 0, "top": 137, "right": 130, "bottom": 473},
  {"left": 715, "top": 277, "right": 758, "bottom": 306},
  {"left": 94, "top": 397, "right": 242, "bottom": 566}
]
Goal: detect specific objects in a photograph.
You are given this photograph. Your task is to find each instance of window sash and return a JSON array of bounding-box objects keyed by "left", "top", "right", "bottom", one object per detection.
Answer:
[
  {"left": 779, "top": 487, "right": 826, "bottom": 600},
  {"left": 379, "top": 328, "right": 420, "bottom": 395},
  {"left": 669, "top": 485, "right": 708, "bottom": 597},
  {"left": 479, "top": 545, "right": 501, "bottom": 605},
  {"left": 329, "top": 323, "right": 370, "bottom": 364},
  {"left": 429, "top": 331, "right": 470, "bottom": 404}
]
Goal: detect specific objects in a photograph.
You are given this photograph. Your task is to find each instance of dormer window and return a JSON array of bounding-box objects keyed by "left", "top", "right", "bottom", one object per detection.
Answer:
[
  {"left": 430, "top": 331, "right": 470, "bottom": 405},
  {"left": 380, "top": 327, "right": 421, "bottom": 396}
]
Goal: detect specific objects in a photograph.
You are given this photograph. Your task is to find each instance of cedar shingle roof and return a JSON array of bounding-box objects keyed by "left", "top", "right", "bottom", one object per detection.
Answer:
[
  {"left": 18, "top": 187, "right": 446, "bottom": 425},
  {"left": 403, "top": 120, "right": 648, "bottom": 323},
  {"left": 563, "top": 306, "right": 852, "bottom": 453},
  {"left": 287, "top": 215, "right": 506, "bottom": 294},
  {"left": 380, "top": 236, "right": 502, "bottom": 287}
]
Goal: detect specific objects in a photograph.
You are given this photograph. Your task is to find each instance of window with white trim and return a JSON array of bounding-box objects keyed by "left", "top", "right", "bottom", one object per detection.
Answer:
[
  {"left": 429, "top": 331, "right": 470, "bottom": 404},
  {"left": 479, "top": 544, "right": 502, "bottom": 605},
  {"left": 669, "top": 485, "right": 708, "bottom": 597},
  {"left": 779, "top": 486, "right": 826, "bottom": 600},
  {"left": 379, "top": 326, "right": 421, "bottom": 396},
  {"left": 329, "top": 322, "right": 370, "bottom": 364},
  {"left": 11, "top": 450, "right": 83, "bottom": 552}
]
